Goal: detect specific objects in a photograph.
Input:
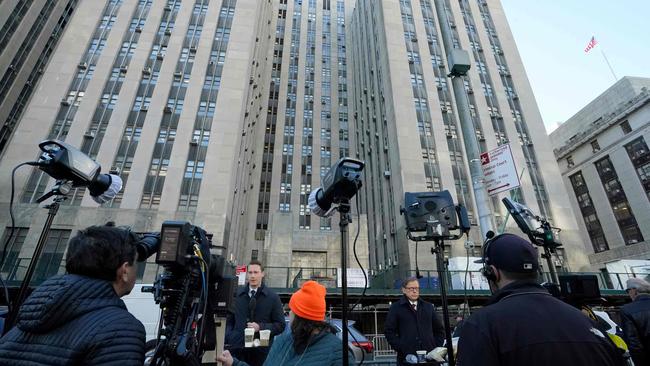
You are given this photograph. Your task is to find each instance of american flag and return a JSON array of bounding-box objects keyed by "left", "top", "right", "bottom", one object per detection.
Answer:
[{"left": 584, "top": 36, "right": 598, "bottom": 53}]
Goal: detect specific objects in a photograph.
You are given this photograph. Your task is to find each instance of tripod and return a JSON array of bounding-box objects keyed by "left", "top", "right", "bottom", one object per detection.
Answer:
[{"left": 3, "top": 181, "right": 70, "bottom": 334}]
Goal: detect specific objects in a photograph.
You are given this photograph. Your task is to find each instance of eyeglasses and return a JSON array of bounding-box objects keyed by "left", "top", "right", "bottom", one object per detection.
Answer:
[{"left": 405, "top": 287, "right": 420, "bottom": 292}]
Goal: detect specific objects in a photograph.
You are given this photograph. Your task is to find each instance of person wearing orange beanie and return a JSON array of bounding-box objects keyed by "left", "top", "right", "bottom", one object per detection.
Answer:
[{"left": 218, "top": 281, "right": 354, "bottom": 366}]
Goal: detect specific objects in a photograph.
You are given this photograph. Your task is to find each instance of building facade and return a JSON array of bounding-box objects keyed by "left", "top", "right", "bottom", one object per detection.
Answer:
[
  {"left": 0, "top": 0, "right": 277, "bottom": 284},
  {"left": 0, "top": 0, "right": 79, "bottom": 156},
  {"left": 0, "top": 0, "right": 599, "bottom": 287},
  {"left": 226, "top": 0, "right": 370, "bottom": 286},
  {"left": 0, "top": 0, "right": 369, "bottom": 288},
  {"left": 348, "top": 0, "right": 589, "bottom": 274},
  {"left": 550, "top": 76, "right": 650, "bottom": 271}
]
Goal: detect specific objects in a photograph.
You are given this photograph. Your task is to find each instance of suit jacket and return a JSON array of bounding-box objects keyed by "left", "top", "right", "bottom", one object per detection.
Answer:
[{"left": 384, "top": 296, "right": 445, "bottom": 365}]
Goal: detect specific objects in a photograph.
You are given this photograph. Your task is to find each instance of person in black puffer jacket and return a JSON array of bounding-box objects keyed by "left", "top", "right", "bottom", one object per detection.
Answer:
[
  {"left": 457, "top": 234, "right": 625, "bottom": 366},
  {"left": 0, "top": 224, "right": 146, "bottom": 366}
]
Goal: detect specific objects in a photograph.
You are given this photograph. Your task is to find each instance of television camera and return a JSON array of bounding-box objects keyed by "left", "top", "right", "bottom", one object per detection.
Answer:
[{"left": 136, "top": 221, "right": 236, "bottom": 366}]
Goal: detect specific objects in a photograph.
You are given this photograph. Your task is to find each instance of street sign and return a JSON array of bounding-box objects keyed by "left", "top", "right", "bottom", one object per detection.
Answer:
[
  {"left": 236, "top": 265, "right": 247, "bottom": 285},
  {"left": 480, "top": 143, "right": 520, "bottom": 196}
]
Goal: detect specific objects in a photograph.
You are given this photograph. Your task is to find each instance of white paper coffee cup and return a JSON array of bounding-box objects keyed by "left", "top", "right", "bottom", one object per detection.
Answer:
[
  {"left": 244, "top": 327, "right": 255, "bottom": 348},
  {"left": 259, "top": 329, "right": 271, "bottom": 347}
]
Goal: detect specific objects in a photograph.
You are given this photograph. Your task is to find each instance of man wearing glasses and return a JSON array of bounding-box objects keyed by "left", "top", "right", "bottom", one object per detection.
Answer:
[{"left": 384, "top": 277, "right": 445, "bottom": 365}]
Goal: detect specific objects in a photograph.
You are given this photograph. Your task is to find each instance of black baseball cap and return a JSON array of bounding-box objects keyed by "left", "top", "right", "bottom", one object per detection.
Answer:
[{"left": 476, "top": 233, "right": 539, "bottom": 273}]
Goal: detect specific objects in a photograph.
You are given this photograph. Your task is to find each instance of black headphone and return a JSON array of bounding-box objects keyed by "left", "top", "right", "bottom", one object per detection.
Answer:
[{"left": 481, "top": 231, "right": 499, "bottom": 282}]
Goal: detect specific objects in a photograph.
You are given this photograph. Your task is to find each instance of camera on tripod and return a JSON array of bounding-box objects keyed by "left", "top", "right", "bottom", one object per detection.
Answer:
[{"left": 136, "top": 221, "right": 236, "bottom": 366}]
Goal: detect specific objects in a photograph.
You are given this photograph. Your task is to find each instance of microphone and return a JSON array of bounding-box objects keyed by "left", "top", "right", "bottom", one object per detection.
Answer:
[{"left": 88, "top": 174, "right": 123, "bottom": 204}]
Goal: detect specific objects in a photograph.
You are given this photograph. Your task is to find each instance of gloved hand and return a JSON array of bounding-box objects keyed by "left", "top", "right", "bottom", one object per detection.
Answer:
[{"left": 425, "top": 347, "right": 448, "bottom": 362}]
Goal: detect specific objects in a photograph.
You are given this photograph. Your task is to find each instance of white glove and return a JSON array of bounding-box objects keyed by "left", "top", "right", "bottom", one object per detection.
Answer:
[{"left": 425, "top": 347, "right": 448, "bottom": 362}]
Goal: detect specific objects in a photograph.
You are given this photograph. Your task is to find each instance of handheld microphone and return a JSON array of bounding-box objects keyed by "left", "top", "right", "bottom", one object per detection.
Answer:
[{"left": 89, "top": 174, "right": 123, "bottom": 204}]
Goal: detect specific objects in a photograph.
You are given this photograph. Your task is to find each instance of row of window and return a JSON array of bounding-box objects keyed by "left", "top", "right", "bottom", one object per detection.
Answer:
[
  {"left": 108, "top": 0, "right": 182, "bottom": 207},
  {"left": 570, "top": 137, "right": 648, "bottom": 252}
]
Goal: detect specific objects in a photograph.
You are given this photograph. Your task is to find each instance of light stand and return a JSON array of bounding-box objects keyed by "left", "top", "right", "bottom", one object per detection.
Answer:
[
  {"left": 3, "top": 180, "right": 70, "bottom": 334},
  {"left": 401, "top": 190, "right": 470, "bottom": 366},
  {"left": 431, "top": 236, "right": 455, "bottom": 366},
  {"left": 541, "top": 245, "right": 559, "bottom": 285},
  {"left": 338, "top": 199, "right": 351, "bottom": 366}
]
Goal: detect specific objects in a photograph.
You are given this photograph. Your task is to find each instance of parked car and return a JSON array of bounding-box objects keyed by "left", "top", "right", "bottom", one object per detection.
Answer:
[
  {"left": 283, "top": 317, "right": 374, "bottom": 362},
  {"left": 328, "top": 319, "right": 375, "bottom": 362}
]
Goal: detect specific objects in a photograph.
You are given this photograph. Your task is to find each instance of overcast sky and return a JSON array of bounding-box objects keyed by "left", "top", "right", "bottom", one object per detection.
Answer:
[{"left": 500, "top": 0, "right": 650, "bottom": 133}]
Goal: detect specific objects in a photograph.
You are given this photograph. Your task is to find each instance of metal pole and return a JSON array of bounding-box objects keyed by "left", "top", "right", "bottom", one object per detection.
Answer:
[
  {"left": 432, "top": 0, "right": 494, "bottom": 238},
  {"left": 433, "top": 239, "right": 455, "bottom": 366},
  {"left": 339, "top": 200, "right": 351, "bottom": 366},
  {"left": 543, "top": 247, "right": 559, "bottom": 284},
  {"left": 4, "top": 198, "right": 61, "bottom": 333}
]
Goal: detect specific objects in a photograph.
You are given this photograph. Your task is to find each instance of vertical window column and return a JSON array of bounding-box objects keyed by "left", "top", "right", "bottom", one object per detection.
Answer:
[
  {"left": 108, "top": 0, "right": 182, "bottom": 208},
  {"left": 22, "top": 0, "right": 124, "bottom": 204}
]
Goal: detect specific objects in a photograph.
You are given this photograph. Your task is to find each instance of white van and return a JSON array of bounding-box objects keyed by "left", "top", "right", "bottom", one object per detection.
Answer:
[{"left": 122, "top": 284, "right": 161, "bottom": 341}]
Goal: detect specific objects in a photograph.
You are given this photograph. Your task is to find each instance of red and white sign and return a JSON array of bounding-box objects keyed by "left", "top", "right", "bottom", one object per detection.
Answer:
[
  {"left": 236, "top": 265, "right": 247, "bottom": 285},
  {"left": 480, "top": 143, "right": 520, "bottom": 196}
]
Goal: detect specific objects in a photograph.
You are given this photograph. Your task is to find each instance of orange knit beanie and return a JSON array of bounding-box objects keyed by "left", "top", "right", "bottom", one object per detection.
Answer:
[{"left": 289, "top": 280, "right": 326, "bottom": 321}]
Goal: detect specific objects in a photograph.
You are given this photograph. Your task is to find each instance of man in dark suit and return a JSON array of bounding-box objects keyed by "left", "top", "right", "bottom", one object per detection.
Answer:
[
  {"left": 225, "top": 260, "right": 285, "bottom": 366},
  {"left": 384, "top": 276, "right": 445, "bottom": 365}
]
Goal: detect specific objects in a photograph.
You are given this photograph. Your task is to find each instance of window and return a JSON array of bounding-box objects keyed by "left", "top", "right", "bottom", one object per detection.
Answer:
[
  {"left": 620, "top": 120, "right": 632, "bottom": 134},
  {"left": 566, "top": 156, "right": 574, "bottom": 168},
  {"left": 1, "top": 228, "right": 28, "bottom": 279},
  {"left": 33, "top": 229, "right": 71, "bottom": 283},
  {"left": 595, "top": 157, "right": 644, "bottom": 245},
  {"left": 591, "top": 140, "right": 600, "bottom": 152},
  {"left": 570, "top": 172, "right": 609, "bottom": 253}
]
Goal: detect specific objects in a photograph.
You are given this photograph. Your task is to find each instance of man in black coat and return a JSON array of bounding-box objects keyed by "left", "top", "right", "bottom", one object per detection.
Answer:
[
  {"left": 457, "top": 233, "right": 624, "bottom": 366},
  {"left": 225, "top": 260, "right": 285, "bottom": 366},
  {"left": 0, "top": 224, "right": 146, "bottom": 365},
  {"left": 384, "top": 277, "right": 445, "bottom": 365},
  {"left": 621, "top": 277, "right": 650, "bottom": 365}
]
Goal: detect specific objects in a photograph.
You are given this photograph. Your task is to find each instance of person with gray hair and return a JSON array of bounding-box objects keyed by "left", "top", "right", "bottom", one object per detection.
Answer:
[{"left": 621, "top": 277, "right": 650, "bottom": 365}]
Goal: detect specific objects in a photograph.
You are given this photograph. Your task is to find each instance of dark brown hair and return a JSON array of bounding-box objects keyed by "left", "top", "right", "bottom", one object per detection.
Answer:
[
  {"left": 66, "top": 224, "right": 137, "bottom": 281},
  {"left": 248, "top": 260, "right": 264, "bottom": 272},
  {"left": 290, "top": 314, "right": 332, "bottom": 354}
]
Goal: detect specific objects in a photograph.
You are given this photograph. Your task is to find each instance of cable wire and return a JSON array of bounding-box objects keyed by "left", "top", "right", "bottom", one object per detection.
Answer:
[{"left": 345, "top": 194, "right": 367, "bottom": 365}]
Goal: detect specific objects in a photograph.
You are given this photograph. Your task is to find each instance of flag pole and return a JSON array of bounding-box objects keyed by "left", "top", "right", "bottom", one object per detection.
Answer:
[{"left": 600, "top": 48, "right": 618, "bottom": 82}]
